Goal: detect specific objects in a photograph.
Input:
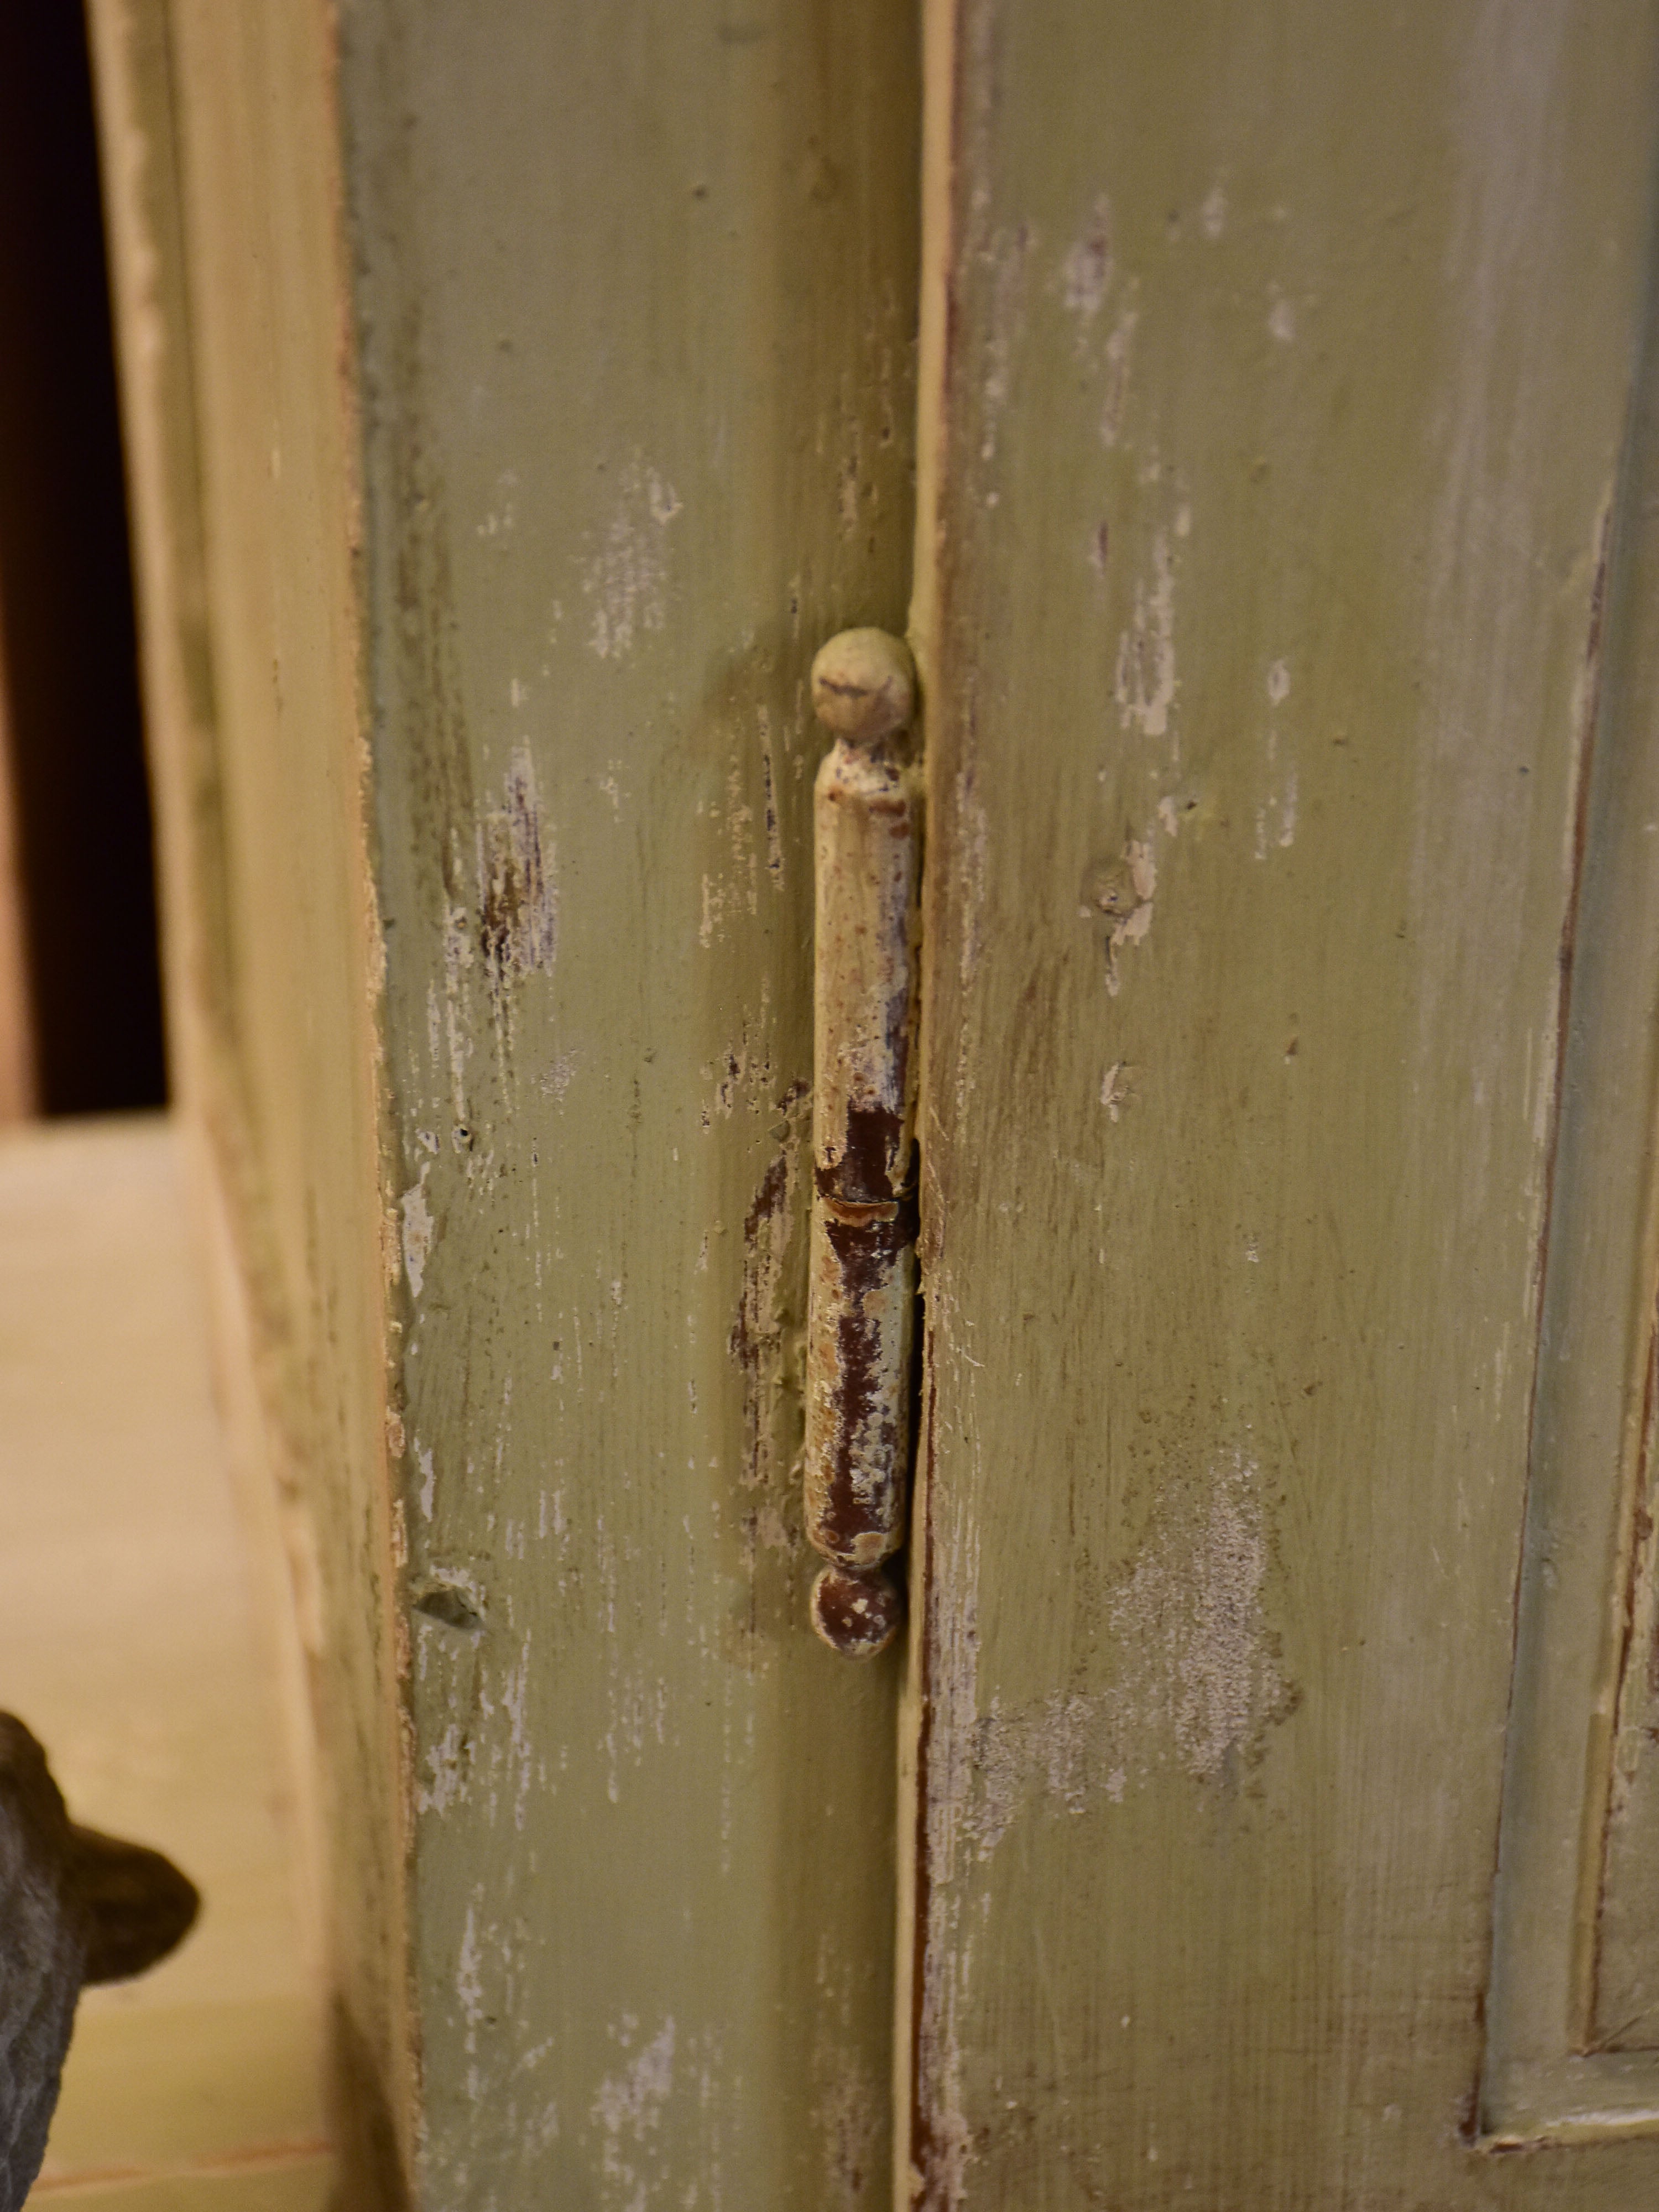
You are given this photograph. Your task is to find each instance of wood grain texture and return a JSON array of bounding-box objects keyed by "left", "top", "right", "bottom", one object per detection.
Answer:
[
  {"left": 88, "top": 4, "right": 410, "bottom": 2197},
  {"left": 902, "top": 1, "right": 1659, "bottom": 2203},
  {"left": 335, "top": 6, "right": 920, "bottom": 2195},
  {"left": 101, "top": 1, "right": 922, "bottom": 2204},
  {"left": 1483, "top": 252, "right": 1659, "bottom": 2137}
]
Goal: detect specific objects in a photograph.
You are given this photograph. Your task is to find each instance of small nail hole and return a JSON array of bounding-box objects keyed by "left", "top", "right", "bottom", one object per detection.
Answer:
[{"left": 414, "top": 1579, "right": 485, "bottom": 1635}]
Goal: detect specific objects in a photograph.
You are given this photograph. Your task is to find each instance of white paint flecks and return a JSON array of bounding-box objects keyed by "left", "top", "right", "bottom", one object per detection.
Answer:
[
  {"left": 457, "top": 1905, "right": 485, "bottom": 2048},
  {"left": 1255, "top": 771, "right": 1300, "bottom": 857},
  {"left": 938, "top": 1455, "right": 1292, "bottom": 1866},
  {"left": 1267, "top": 658, "right": 1291, "bottom": 704},
  {"left": 401, "top": 1169, "right": 435, "bottom": 1300},
  {"left": 1267, "top": 290, "right": 1297, "bottom": 344},
  {"left": 418, "top": 1721, "right": 471, "bottom": 1815},
  {"left": 585, "top": 460, "right": 681, "bottom": 659},
  {"left": 592, "top": 2017, "right": 676, "bottom": 2211},
  {"left": 1087, "top": 836, "right": 1157, "bottom": 997},
  {"left": 815, "top": 2065, "right": 883, "bottom": 2212},
  {"left": 1107, "top": 1452, "right": 1287, "bottom": 1783},
  {"left": 1061, "top": 196, "right": 1113, "bottom": 323},
  {"left": 1201, "top": 182, "right": 1228, "bottom": 241},
  {"left": 971, "top": 1691, "right": 1096, "bottom": 1859},
  {"left": 978, "top": 225, "right": 1036, "bottom": 469},
  {"left": 1100, "top": 309, "right": 1139, "bottom": 447},
  {"left": 478, "top": 746, "right": 558, "bottom": 987},
  {"left": 1115, "top": 529, "right": 1177, "bottom": 739},
  {"left": 954, "top": 764, "right": 990, "bottom": 990}
]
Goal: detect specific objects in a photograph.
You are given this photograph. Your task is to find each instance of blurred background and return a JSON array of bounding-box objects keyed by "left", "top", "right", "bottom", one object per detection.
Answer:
[
  {"left": 0, "top": 3, "right": 165, "bottom": 1125},
  {"left": 0, "top": 13, "right": 328, "bottom": 2206}
]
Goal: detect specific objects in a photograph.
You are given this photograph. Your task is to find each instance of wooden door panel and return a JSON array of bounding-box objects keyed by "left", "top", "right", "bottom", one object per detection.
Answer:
[
  {"left": 904, "top": 1, "right": 1659, "bottom": 2202},
  {"left": 1483, "top": 269, "right": 1659, "bottom": 2139}
]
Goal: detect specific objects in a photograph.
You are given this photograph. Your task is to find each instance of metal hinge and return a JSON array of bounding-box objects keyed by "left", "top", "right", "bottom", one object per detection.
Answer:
[{"left": 802, "top": 629, "right": 921, "bottom": 1658}]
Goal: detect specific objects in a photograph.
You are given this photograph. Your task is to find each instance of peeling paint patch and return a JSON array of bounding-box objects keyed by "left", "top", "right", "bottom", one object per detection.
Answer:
[
  {"left": 478, "top": 745, "right": 557, "bottom": 993},
  {"left": 1082, "top": 838, "right": 1157, "bottom": 995},
  {"left": 816, "top": 2064, "right": 883, "bottom": 2208},
  {"left": 1255, "top": 771, "right": 1300, "bottom": 856},
  {"left": 1108, "top": 1451, "right": 1292, "bottom": 1782},
  {"left": 418, "top": 1721, "right": 472, "bottom": 1815},
  {"left": 1061, "top": 196, "right": 1113, "bottom": 325},
  {"left": 1114, "top": 529, "right": 1177, "bottom": 738},
  {"left": 591, "top": 2017, "right": 676, "bottom": 2209},
  {"left": 401, "top": 1169, "right": 434, "bottom": 1299},
  {"left": 954, "top": 764, "right": 990, "bottom": 989},
  {"left": 585, "top": 458, "right": 681, "bottom": 658},
  {"left": 942, "top": 1455, "right": 1295, "bottom": 1865},
  {"left": 1099, "top": 309, "right": 1138, "bottom": 447},
  {"left": 978, "top": 225, "right": 1036, "bottom": 468}
]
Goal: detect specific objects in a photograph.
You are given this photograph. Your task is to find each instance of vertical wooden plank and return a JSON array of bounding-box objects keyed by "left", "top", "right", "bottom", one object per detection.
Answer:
[
  {"left": 335, "top": 5, "right": 919, "bottom": 2199},
  {"left": 88, "top": 4, "right": 411, "bottom": 2198},
  {"left": 903, "top": 2, "right": 1659, "bottom": 2205},
  {"left": 100, "top": 0, "right": 921, "bottom": 2202}
]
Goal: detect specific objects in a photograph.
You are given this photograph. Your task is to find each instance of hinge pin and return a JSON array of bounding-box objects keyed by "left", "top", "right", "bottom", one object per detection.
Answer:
[{"left": 802, "top": 629, "right": 921, "bottom": 1658}]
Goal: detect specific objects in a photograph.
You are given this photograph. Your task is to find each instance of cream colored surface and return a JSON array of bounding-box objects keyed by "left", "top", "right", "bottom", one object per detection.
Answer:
[
  {"left": 86, "top": 8, "right": 408, "bottom": 2191},
  {"left": 0, "top": 1115, "right": 329, "bottom": 2204}
]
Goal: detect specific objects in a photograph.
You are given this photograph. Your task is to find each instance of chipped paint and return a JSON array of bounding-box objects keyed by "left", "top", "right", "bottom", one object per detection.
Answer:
[
  {"left": 1106, "top": 1452, "right": 1293, "bottom": 1783},
  {"left": 1082, "top": 835, "right": 1157, "bottom": 995},
  {"left": 591, "top": 2017, "right": 677, "bottom": 2210},
  {"left": 584, "top": 458, "right": 681, "bottom": 658},
  {"left": 1114, "top": 528, "right": 1177, "bottom": 738},
  {"left": 918, "top": 1454, "right": 1295, "bottom": 1903},
  {"left": 478, "top": 746, "right": 557, "bottom": 998},
  {"left": 401, "top": 1168, "right": 434, "bottom": 1298},
  {"left": 1099, "top": 307, "right": 1138, "bottom": 447},
  {"left": 1060, "top": 195, "right": 1113, "bottom": 326}
]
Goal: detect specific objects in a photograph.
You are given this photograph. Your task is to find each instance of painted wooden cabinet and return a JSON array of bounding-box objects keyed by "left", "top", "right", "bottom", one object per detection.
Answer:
[{"left": 88, "top": 0, "right": 1659, "bottom": 2204}]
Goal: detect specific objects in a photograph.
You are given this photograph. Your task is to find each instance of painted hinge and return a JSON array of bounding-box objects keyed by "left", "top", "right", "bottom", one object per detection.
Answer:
[{"left": 802, "top": 629, "right": 921, "bottom": 1658}]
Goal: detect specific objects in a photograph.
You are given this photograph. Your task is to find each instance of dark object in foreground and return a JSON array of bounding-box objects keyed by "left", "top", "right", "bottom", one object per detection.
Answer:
[{"left": 0, "top": 1713, "right": 199, "bottom": 2209}]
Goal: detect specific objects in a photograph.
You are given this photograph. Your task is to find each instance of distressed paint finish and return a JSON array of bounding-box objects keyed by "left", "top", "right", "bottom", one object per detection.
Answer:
[
  {"left": 94, "top": 0, "right": 919, "bottom": 2205},
  {"left": 902, "top": 2, "right": 1659, "bottom": 2206},
  {"left": 805, "top": 630, "right": 921, "bottom": 1656},
  {"left": 336, "top": 3, "right": 919, "bottom": 2206},
  {"left": 87, "top": 3, "right": 408, "bottom": 2197},
  {"left": 1483, "top": 265, "right": 1659, "bottom": 2136}
]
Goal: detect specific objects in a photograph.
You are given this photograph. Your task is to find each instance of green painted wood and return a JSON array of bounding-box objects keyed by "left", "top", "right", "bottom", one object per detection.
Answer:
[
  {"left": 1482, "top": 262, "right": 1659, "bottom": 2136},
  {"left": 97, "top": 1, "right": 921, "bottom": 2203},
  {"left": 903, "top": 2, "right": 1659, "bottom": 2203},
  {"left": 336, "top": 8, "right": 920, "bottom": 2193}
]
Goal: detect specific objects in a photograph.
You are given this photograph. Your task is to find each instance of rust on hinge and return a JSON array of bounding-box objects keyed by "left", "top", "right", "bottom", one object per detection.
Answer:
[{"left": 803, "top": 628, "right": 921, "bottom": 1658}]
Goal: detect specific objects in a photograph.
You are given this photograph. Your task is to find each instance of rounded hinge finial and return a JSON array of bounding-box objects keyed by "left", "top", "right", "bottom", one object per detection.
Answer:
[{"left": 810, "top": 628, "right": 916, "bottom": 747}]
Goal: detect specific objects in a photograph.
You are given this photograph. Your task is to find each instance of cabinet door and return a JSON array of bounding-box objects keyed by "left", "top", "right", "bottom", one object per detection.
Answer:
[
  {"left": 95, "top": 1, "right": 1659, "bottom": 2206},
  {"left": 900, "top": 2, "right": 1659, "bottom": 2204}
]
